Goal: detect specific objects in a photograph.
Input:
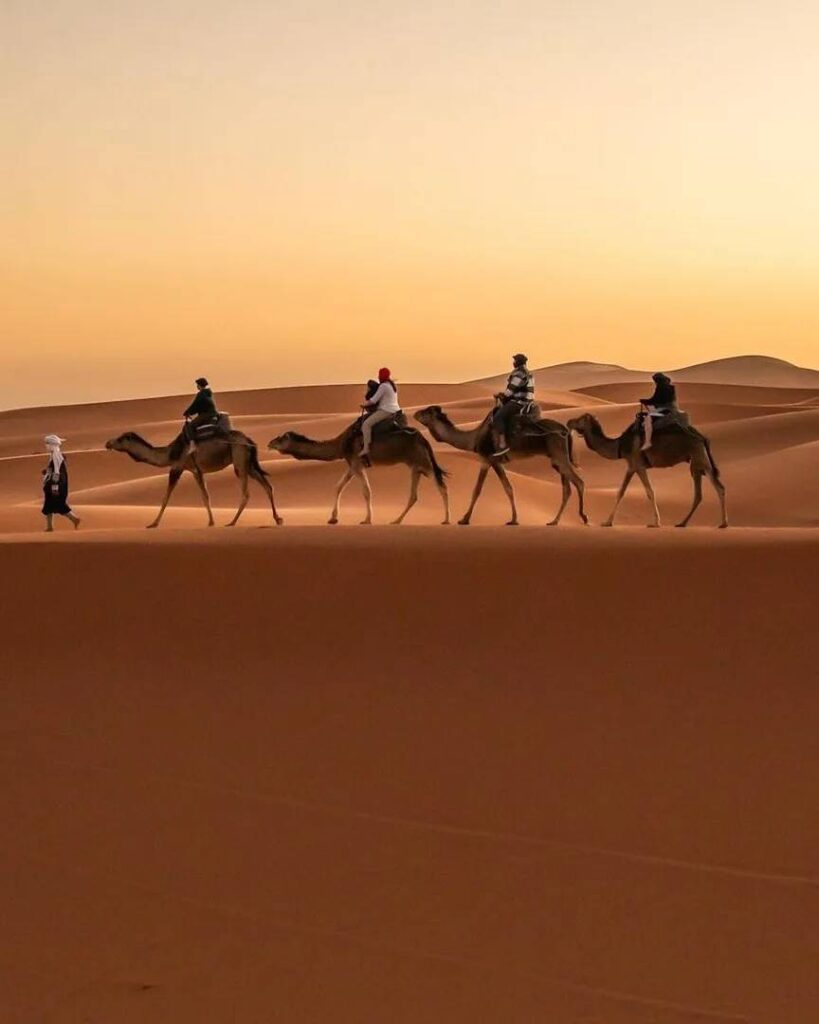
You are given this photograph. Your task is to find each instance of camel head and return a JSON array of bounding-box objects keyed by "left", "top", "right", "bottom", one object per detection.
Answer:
[
  {"left": 566, "top": 414, "right": 594, "bottom": 437},
  {"left": 268, "top": 431, "right": 304, "bottom": 454},
  {"left": 414, "top": 405, "right": 445, "bottom": 428},
  {"left": 106, "top": 432, "right": 141, "bottom": 452}
]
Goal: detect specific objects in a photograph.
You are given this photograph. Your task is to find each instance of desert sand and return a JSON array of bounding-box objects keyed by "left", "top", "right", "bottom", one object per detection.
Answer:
[{"left": 1, "top": 359, "right": 818, "bottom": 1022}]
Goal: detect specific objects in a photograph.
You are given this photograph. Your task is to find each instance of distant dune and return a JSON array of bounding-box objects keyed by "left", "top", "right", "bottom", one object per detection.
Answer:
[
  {"left": 471, "top": 360, "right": 650, "bottom": 392},
  {"left": 472, "top": 354, "right": 819, "bottom": 393},
  {"left": 671, "top": 354, "right": 819, "bottom": 388}
]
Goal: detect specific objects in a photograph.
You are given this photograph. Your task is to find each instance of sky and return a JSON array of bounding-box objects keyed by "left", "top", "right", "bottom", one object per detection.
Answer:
[{"left": 3, "top": 0, "right": 819, "bottom": 408}]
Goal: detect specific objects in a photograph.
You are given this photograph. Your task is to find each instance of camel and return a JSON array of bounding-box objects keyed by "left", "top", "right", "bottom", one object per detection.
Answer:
[
  {"left": 414, "top": 405, "right": 587, "bottom": 526},
  {"left": 268, "top": 419, "right": 450, "bottom": 525},
  {"left": 105, "top": 429, "right": 283, "bottom": 528},
  {"left": 566, "top": 412, "right": 728, "bottom": 528}
]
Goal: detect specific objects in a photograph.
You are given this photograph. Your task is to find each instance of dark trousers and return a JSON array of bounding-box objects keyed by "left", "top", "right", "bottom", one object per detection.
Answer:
[
  {"left": 493, "top": 400, "right": 523, "bottom": 441},
  {"left": 185, "top": 413, "right": 218, "bottom": 442}
]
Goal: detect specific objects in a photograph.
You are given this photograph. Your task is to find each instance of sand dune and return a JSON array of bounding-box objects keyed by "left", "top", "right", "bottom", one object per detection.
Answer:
[
  {"left": 474, "top": 355, "right": 819, "bottom": 394},
  {"left": 2, "top": 369, "right": 818, "bottom": 529},
  {"left": 670, "top": 354, "right": 819, "bottom": 388},
  {"left": 1, "top": 368, "right": 818, "bottom": 1022},
  {"left": 579, "top": 380, "right": 819, "bottom": 408},
  {"left": 472, "top": 360, "right": 651, "bottom": 392}
]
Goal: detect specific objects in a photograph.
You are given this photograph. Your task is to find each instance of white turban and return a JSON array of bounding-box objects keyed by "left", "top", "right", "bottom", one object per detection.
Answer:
[{"left": 44, "top": 435, "right": 66, "bottom": 474}]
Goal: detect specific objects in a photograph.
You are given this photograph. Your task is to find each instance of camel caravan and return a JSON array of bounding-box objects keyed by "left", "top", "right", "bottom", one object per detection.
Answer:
[{"left": 102, "top": 360, "right": 728, "bottom": 530}]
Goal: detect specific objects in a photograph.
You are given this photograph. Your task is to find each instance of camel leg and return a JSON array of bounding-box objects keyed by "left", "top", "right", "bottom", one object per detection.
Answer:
[
  {"left": 226, "top": 471, "right": 250, "bottom": 527},
  {"left": 392, "top": 467, "right": 421, "bottom": 524},
  {"left": 708, "top": 466, "right": 729, "bottom": 529},
  {"left": 547, "top": 471, "right": 571, "bottom": 526},
  {"left": 458, "top": 464, "right": 490, "bottom": 525},
  {"left": 602, "top": 468, "right": 634, "bottom": 527},
  {"left": 192, "top": 467, "right": 215, "bottom": 526},
  {"left": 437, "top": 475, "right": 451, "bottom": 525},
  {"left": 568, "top": 466, "right": 588, "bottom": 525},
  {"left": 357, "top": 468, "right": 373, "bottom": 524},
  {"left": 636, "top": 465, "right": 661, "bottom": 527},
  {"left": 147, "top": 467, "right": 184, "bottom": 528},
  {"left": 329, "top": 467, "right": 354, "bottom": 524},
  {"left": 493, "top": 463, "right": 519, "bottom": 526},
  {"left": 676, "top": 467, "right": 703, "bottom": 527},
  {"left": 249, "top": 466, "right": 284, "bottom": 526}
]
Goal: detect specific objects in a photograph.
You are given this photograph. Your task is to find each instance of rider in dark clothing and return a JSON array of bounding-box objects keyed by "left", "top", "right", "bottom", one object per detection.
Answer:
[
  {"left": 184, "top": 377, "right": 218, "bottom": 442},
  {"left": 640, "top": 372, "right": 677, "bottom": 412},
  {"left": 639, "top": 372, "right": 678, "bottom": 449}
]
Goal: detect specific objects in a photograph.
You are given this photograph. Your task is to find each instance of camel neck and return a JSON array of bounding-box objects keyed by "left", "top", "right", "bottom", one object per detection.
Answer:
[
  {"left": 127, "top": 440, "right": 173, "bottom": 467},
  {"left": 582, "top": 419, "right": 622, "bottom": 461},
  {"left": 427, "top": 416, "right": 481, "bottom": 453},
  {"left": 287, "top": 436, "right": 344, "bottom": 462}
]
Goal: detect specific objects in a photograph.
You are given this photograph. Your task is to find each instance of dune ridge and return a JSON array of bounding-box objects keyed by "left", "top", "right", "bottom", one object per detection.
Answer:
[{"left": 471, "top": 354, "right": 819, "bottom": 392}]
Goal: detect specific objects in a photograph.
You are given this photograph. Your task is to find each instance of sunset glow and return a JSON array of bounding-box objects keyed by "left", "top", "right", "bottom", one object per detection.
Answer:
[{"left": 4, "top": 1, "right": 819, "bottom": 407}]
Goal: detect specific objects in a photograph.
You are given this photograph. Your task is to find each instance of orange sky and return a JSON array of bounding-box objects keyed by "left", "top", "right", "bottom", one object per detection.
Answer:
[{"left": 3, "top": 1, "right": 819, "bottom": 408}]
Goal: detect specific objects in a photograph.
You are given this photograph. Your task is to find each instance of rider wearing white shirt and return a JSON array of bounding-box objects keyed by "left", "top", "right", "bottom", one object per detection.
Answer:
[{"left": 361, "top": 367, "right": 401, "bottom": 462}]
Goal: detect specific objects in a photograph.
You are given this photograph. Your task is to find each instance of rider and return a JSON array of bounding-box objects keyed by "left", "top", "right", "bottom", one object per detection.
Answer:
[
  {"left": 639, "top": 372, "right": 677, "bottom": 448},
  {"left": 184, "top": 377, "right": 219, "bottom": 444},
  {"left": 360, "top": 367, "right": 401, "bottom": 466},
  {"left": 492, "top": 353, "right": 534, "bottom": 456}
]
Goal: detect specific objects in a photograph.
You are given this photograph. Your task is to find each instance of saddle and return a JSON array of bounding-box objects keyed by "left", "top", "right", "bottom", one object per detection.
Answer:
[
  {"left": 508, "top": 401, "right": 546, "bottom": 438},
  {"left": 632, "top": 409, "right": 703, "bottom": 458},
  {"left": 346, "top": 411, "right": 413, "bottom": 455},
  {"left": 363, "top": 410, "right": 412, "bottom": 435},
  {"left": 653, "top": 408, "right": 689, "bottom": 431},
  {"left": 188, "top": 412, "right": 232, "bottom": 444},
  {"left": 638, "top": 408, "right": 693, "bottom": 435}
]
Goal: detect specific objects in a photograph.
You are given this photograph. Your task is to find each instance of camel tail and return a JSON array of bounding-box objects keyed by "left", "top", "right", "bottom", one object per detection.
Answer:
[
  {"left": 422, "top": 437, "right": 448, "bottom": 486},
  {"left": 248, "top": 440, "right": 269, "bottom": 477},
  {"left": 703, "top": 437, "right": 721, "bottom": 480}
]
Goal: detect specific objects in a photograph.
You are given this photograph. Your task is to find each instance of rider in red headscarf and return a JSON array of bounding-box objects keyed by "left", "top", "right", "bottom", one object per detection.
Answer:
[{"left": 360, "top": 367, "right": 401, "bottom": 465}]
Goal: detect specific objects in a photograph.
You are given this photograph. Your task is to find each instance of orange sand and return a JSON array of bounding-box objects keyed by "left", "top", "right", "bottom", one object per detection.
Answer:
[{"left": 1, "top": 363, "right": 818, "bottom": 1021}]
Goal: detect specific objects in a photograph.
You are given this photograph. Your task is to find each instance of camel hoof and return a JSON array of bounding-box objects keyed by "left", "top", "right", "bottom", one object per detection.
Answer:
[
  {"left": 646, "top": 523, "right": 660, "bottom": 529},
  {"left": 441, "top": 520, "right": 450, "bottom": 526},
  {"left": 327, "top": 518, "right": 338, "bottom": 525},
  {"left": 718, "top": 522, "right": 729, "bottom": 529},
  {"left": 675, "top": 522, "right": 687, "bottom": 528},
  {"left": 457, "top": 518, "right": 470, "bottom": 526},
  {"left": 146, "top": 523, "right": 159, "bottom": 530},
  {"left": 276, "top": 517, "right": 284, "bottom": 526},
  {"left": 601, "top": 521, "right": 613, "bottom": 528},
  {"left": 506, "top": 520, "right": 519, "bottom": 527},
  {"left": 546, "top": 519, "right": 559, "bottom": 527},
  {"left": 580, "top": 516, "right": 589, "bottom": 526},
  {"left": 359, "top": 520, "right": 372, "bottom": 526}
]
